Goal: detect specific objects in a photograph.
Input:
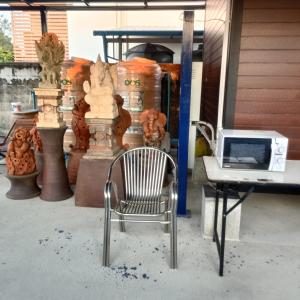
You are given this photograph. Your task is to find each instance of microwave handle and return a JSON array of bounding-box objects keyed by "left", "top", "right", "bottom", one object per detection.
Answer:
[{"left": 195, "top": 121, "right": 216, "bottom": 154}]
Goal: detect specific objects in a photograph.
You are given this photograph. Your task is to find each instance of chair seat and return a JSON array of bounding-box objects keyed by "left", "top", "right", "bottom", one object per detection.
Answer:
[{"left": 114, "top": 198, "right": 167, "bottom": 216}]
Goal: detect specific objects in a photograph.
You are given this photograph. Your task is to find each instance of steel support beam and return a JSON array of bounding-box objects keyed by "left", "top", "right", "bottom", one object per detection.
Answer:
[
  {"left": 40, "top": 9, "right": 47, "bottom": 33},
  {"left": 178, "top": 11, "right": 194, "bottom": 215},
  {"left": 0, "top": 5, "right": 205, "bottom": 11},
  {"left": 105, "top": 37, "right": 203, "bottom": 44}
]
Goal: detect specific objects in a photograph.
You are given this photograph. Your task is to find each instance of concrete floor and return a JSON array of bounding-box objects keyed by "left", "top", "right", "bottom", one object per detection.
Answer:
[{"left": 0, "top": 165, "right": 300, "bottom": 300}]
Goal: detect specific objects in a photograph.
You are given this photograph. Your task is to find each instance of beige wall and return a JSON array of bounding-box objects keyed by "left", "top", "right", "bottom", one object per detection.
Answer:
[{"left": 67, "top": 10, "right": 204, "bottom": 63}]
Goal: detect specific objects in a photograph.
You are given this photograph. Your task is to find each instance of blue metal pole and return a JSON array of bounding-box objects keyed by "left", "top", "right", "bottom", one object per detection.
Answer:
[
  {"left": 103, "top": 36, "right": 109, "bottom": 62},
  {"left": 178, "top": 11, "right": 194, "bottom": 215}
]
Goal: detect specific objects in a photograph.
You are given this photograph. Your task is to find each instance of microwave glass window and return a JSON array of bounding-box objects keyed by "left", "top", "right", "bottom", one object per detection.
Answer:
[{"left": 223, "top": 138, "right": 272, "bottom": 169}]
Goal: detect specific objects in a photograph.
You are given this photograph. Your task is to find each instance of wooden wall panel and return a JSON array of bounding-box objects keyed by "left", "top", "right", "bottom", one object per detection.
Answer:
[
  {"left": 244, "top": 0, "right": 300, "bottom": 9},
  {"left": 239, "top": 50, "right": 300, "bottom": 63},
  {"left": 240, "top": 37, "right": 300, "bottom": 50},
  {"left": 201, "top": 0, "right": 227, "bottom": 127},
  {"left": 12, "top": 11, "right": 69, "bottom": 62},
  {"left": 235, "top": 102, "right": 300, "bottom": 114},
  {"left": 242, "top": 23, "right": 300, "bottom": 37},
  {"left": 243, "top": 9, "right": 300, "bottom": 23},
  {"left": 233, "top": 0, "right": 300, "bottom": 159},
  {"left": 238, "top": 63, "right": 300, "bottom": 77},
  {"left": 236, "top": 89, "right": 300, "bottom": 102}
]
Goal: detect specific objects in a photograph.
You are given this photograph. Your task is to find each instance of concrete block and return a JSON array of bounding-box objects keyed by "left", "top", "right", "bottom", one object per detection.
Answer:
[{"left": 200, "top": 185, "right": 241, "bottom": 241}]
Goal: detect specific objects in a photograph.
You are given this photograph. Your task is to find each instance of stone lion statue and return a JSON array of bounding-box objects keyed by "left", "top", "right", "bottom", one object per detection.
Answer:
[
  {"left": 139, "top": 108, "right": 167, "bottom": 148},
  {"left": 35, "top": 32, "right": 65, "bottom": 89},
  {"left": 6, "top": 128, "right": 36, "bottom": 176}
]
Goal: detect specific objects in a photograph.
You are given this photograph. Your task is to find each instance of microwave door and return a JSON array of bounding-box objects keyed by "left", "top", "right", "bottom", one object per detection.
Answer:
[{"left": 223, "top": 137, "right": 272, "bottom": 170}]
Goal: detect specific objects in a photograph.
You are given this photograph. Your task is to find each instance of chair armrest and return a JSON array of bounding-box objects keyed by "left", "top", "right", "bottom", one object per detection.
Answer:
[
  {"left": 168, "top": 180, "right": 178, "bottom": 213},
  {"left": 104, "top": 180, "right": 120, "bottom": 210}
]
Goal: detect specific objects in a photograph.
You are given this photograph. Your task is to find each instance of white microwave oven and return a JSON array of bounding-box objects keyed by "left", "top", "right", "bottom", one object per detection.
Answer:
[{"left": 215, "top": 129, "right": 288, "bottom": 172}]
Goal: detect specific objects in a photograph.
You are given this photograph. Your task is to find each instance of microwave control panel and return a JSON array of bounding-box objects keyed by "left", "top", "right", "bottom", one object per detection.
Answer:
[{"left": 271, "top": 137, "right": 289, "bottom": 171}]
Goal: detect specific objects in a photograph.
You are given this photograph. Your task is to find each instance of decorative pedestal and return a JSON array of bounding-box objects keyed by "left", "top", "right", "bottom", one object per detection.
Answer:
[
  {"left": 75, "top": 156, "right": 124, "bottom": 208},
  {"left": 34, "top": 150, "right": 43, "bottom": 186},
  {"left": 34, "top": 88, "right": 65, "bottom": 128},
  {"left": 6, "top": 171, "right": 41, "bottom": 200},
  {"left": 38, "top": 126, "right": 73, "bottom": 201},
  {"left": 84, "top": 117, "right": 120, "bottom": 158},
  {"left": 67, "top": 150, "right": 85, "bottom": 184}
]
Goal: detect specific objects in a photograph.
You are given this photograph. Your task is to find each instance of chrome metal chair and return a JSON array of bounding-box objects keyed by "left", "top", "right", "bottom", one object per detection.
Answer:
[{"left": 103, "top": 147, "right": 178, "bottom": 268}]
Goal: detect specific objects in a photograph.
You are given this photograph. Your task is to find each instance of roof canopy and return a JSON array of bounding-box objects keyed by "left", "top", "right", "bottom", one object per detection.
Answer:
[{"left": 0, "top": 1, "right": 206, "bottom": 11}]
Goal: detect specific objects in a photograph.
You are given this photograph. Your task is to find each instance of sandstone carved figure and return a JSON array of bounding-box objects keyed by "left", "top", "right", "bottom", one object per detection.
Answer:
[
  {"left": 6, "top": 128, "right": 36, "bottom": 176},
  {"left": 139, "top": 109, "right": 167, "bottom": 148},
  {"left": 71, "top": 98, "right": 91, "bottom": 151},
  {"left": 35, "top": 32, "right": 65, "bottom": 89},
  {"left": 114, "top": 95, "right": 132, "bottom": 149},
  {"left": 83, "top": 55, "right": 118, "bottom": 119}
]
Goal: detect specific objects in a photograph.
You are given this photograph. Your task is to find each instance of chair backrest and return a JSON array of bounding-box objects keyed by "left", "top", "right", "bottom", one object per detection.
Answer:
[{"left": 108, "top": 147, "right": 177, "bottom": 201}]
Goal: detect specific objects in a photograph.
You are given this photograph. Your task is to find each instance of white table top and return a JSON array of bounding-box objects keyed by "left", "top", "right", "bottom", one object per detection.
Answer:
[{"left": 203, "top": 156, "right": 300, "bottom": 186}]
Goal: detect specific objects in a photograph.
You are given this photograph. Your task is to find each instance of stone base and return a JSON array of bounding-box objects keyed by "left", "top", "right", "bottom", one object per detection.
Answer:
[
  {"left": 6, "top": 171, "right": 41, "bottom": 200},
  {"left": 85, "top": 117, "right": 120, "bottom": 158},
  {"left": 67, "top": 150, "right": 85, "bottom": 185},
  {"left": 75, "top": 155, "right": 124, "bottom": 208},
  {"left": 201, "top": 185, "right": 241, "bottom": 241}
]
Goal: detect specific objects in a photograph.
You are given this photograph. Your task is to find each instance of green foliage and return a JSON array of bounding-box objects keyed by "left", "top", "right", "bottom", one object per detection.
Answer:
[{"left": 0, "top": 15, "right": 14, "bottom": 62}]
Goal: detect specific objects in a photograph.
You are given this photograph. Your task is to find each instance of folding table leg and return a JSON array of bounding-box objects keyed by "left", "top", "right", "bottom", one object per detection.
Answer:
[
  {"left": 219, "top": 184, "right": 228, "bottom": 276},
  {"left": 213, "top": 185, "right": 220, "bottom": 242}
]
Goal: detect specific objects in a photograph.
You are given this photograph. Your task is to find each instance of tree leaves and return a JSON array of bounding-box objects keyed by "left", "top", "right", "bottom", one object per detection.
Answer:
[{"left": 0, "top": 15, "right": 13, "bottom": 62}]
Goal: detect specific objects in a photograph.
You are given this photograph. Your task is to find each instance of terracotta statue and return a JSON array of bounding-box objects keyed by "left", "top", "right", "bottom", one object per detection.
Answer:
[
  {"left": 139, "top": 109, "right": 167, "bottom": 148},
  {"left": 6, "top": 128, "right": 36, "bottom": 176},
  {"left": 114, "top": 95, "right": 132, "bottom": 149},
  {"left": 30, "top": 115, "right": 43, "bottom": 152},
  {"left": 71, "top": 98, "right": 91, "bottom": 151},
  {"left": 35, "top": 32, "right": 65, "bottom": 89},
  {"left": 83, "top": 55, "right": 118, "bottom": 119}
]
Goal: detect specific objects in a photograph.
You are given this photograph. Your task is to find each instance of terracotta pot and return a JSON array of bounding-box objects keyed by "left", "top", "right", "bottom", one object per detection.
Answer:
[{"left": 6, "top": 171, "right": 41, "bottom": 200}]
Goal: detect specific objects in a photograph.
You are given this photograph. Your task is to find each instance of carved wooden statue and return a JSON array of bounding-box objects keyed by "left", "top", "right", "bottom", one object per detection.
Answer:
[
  {"left": 114, "top": 95, "right": 132, "bottom": 149},
  {"left": 71, "top": 98, "right": 91, "bottom": 151},
  {"left": 6, "top": 128, "right": 36, "bottom": 176},
  {"left": 35, "top": 32, "right": 65, "bottom": 89},
  {"left": 139, "top": 109, "right": 167, "bottom": 148}
]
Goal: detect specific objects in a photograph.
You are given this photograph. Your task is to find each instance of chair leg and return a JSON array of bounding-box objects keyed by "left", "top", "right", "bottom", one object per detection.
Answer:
[
  {"left": 170, "top": 212, "right": 177, "bottom": 269},
  {"left": 164, "top": 212, "right": 169, "bottom": 233},
  {"left": 119, "top": 215, "right": 126, "bottom": 232},
  {"left": 102, "top": 210, "right": 111, "bottom": 267}
]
